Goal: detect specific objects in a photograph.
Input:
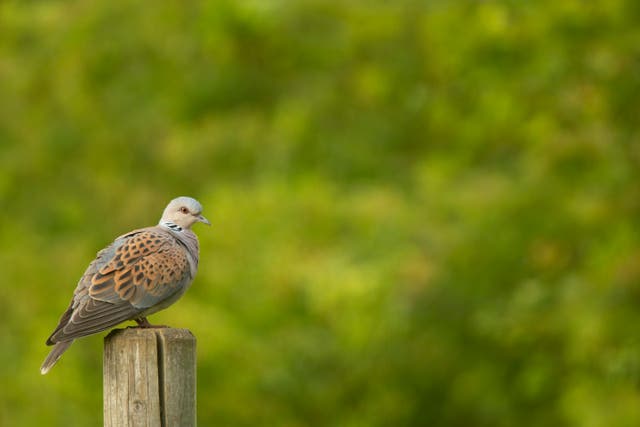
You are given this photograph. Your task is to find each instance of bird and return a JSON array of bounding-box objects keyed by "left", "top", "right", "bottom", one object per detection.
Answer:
[{"left": 40, "top": 196, "right": 210, "bottom": 375}]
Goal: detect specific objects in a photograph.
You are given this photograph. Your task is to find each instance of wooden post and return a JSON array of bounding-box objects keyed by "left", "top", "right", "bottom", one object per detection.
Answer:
[{"left": 103, "top": 328, "right": 196, "bottom": 427}]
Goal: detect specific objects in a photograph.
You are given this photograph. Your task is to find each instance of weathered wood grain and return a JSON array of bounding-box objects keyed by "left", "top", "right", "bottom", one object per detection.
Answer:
[{"left": 103, "top": 328, "right": 196, "bottom": 427}]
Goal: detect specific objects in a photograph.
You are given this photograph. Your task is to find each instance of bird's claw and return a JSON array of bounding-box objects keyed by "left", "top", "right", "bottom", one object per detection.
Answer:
[{"left": 133, "top": 317, "right": 169, "bottom": 329}]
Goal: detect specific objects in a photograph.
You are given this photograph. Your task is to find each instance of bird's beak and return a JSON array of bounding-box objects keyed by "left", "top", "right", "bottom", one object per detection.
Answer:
[{"left": 196, "top": 214, "right": 211, "bottom": 226}]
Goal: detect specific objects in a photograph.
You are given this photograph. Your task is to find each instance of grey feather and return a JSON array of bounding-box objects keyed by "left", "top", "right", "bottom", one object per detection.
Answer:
[{"left": 40, "top": 341, "right": 73, "bottom": 375}]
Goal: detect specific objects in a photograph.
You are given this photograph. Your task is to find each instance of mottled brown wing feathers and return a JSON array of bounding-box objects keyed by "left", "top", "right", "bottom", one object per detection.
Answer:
[
  {"left": 89, "top": 231, "right": 190, "bottom": 306},
  {"left": 47, "top": 229, "right": 191, "bottom": 344}
]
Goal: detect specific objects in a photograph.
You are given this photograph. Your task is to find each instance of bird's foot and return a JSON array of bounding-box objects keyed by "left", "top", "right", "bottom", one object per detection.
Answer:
[{"left": 133, "top": 317, "right": 168, "bottom": 328}]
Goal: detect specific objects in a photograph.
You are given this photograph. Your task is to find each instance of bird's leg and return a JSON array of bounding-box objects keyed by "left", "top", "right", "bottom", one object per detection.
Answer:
[
  {"left": 134, "top": 317, "right": 167, "bottom": 328},
  {"left": 135, "top": 317, "right": 153, "bottom": 328}
]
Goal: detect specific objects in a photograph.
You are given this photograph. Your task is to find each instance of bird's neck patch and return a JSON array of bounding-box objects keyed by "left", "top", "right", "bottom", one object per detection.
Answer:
[{"left": 160, "top": 221, "right": 183, "bottom": 232}]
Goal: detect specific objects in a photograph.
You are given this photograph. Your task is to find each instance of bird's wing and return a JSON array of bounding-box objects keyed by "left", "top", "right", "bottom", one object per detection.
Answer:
[{"left": 46, "top": 228, "right": 191, "bottom": 344}]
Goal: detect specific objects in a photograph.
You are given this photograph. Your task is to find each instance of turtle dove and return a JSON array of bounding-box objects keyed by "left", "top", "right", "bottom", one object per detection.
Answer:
[{"left": 40, "top": 196, "right": 209, "bottom": 374}]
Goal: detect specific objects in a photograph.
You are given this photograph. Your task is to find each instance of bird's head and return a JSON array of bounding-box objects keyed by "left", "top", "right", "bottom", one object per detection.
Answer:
[{"left": 160, "top": 196, "right": 210, "bottom": 230}]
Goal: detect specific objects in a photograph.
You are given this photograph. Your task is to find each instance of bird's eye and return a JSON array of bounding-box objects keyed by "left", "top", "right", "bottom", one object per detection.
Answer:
[{"left": 180, "top": 207, "right": 189, "bottom": 214}]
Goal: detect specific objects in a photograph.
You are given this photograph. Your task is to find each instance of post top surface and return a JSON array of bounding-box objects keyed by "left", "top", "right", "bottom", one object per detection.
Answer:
[{"left": 105, "top": 327, "right": 195, "bottom": 341}]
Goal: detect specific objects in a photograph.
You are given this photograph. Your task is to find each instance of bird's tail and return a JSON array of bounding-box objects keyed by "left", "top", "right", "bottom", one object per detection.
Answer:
[{"left": 40, "top": 340, "right": 74, "bottom": 375}]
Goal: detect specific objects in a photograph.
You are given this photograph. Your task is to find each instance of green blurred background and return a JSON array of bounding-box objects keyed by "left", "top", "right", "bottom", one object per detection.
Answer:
[{"left": 1, "top": 0, "right": 639, "bottom": 425}]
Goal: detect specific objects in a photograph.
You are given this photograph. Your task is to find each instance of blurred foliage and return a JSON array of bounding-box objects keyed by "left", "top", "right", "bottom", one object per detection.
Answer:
[{"left": 1, "top": 0, "right": 639, "bottom": 425}]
